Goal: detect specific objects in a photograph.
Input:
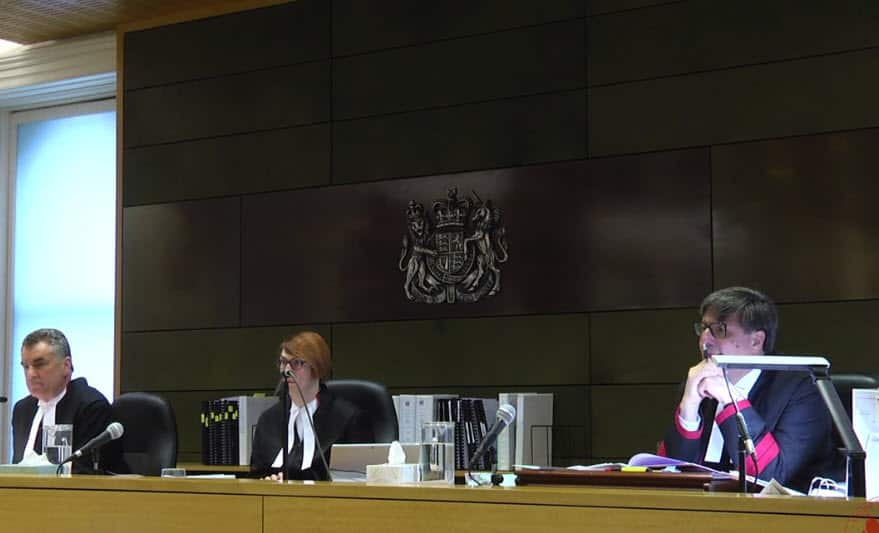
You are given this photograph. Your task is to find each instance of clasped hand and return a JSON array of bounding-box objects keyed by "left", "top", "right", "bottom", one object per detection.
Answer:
[{"left": 679, "top": 359, "right": 741, "bottom": 421}]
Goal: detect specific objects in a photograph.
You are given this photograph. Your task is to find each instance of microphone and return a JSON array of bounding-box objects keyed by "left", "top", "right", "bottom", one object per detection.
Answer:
[
  {"left": 60, "top": 422, "right": 124, "bottom": 465},
  {"left": 280, "top": 368, "right": 333, "bottom": 481},
  {"left": 467, "top": 404, "right": 516, "bottom": 470},
  {"left": 735, "top": 412, "right": 757, "bottom": 457}
]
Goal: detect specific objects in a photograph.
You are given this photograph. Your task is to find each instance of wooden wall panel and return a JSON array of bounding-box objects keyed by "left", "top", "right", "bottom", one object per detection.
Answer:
[
  {"left": 124, "top": 1, "right": 329, "bottom": 90},
  {"left": 123, "top": 61, "right": 330, "bottom": 147},
  {"left": 123, "top": 124, "right": 330, "bottom": 206},
  {"left": 587, "top": 0, "right": 676, "bottom": 16},
  {"left": 332, "top": 315, "right": 589, "bottom": 387},
  {"left": 776, "top": 301, "right": 879, "bottom": 374},
  {"left": 712, "top": 129, "right": 879, "bottom": 302},
  {"left": 333, "top": 20, "right": 585, "bottom": 120},
  {"left": 333, "top": 90, "right": 587, "bottom": 184},
  {"left": 589, "top": 0, "right": 879, "bottom": 85},
  {"left": 242, "top": 151, "right": 709, "bottom": 325},
  {"left": 120, "top": 325, "right": 330, "bottom": 391},
  {"left": 332, "top": 0, "right": 585, "bottom": 56},
  {"left": 122, "top": 199, "right": 240, "bottom": 331},
  {"left": 590, "top": 384, "right": 679, "bottom": 460},
  {"left": 117, "top": 0, "right": 879, "bottom": 467},
  {"left": 589, "top": 49, "right": 879, "bottom": 156},
  {"left": 590, "top": 308, "right": 699, "bottom": 385}
]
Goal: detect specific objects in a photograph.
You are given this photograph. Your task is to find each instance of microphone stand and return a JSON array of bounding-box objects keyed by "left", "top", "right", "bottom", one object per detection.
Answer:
[
  {"left": 489, "top": 450, "right": 503, "bottom": 486},
  {"left": 284, "top": 370, "right": 333, "bottom": 482},
  {"left": 279, "top": 376, "right": 290, "bottom": 481},
  {"left": 722, "top": 368, "right": 758, "bottom": 494},
  {"left": 91, "top": 449, "right": 101, "bottom": 474},
  {"left": 736, "top": 436, "right": 747, "bottom": 493}
]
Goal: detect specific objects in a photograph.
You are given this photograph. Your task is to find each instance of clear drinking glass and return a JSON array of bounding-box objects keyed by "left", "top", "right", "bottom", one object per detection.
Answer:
[
  {"left": 42, "top": 424, "right": 73, "bottom": 475},
  {"left": 420, "top": 421, "right": 455, "bottom": 484}
]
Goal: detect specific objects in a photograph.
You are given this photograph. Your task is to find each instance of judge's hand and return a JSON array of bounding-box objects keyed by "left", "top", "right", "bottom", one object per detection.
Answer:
[
  {"left": 696, "top": 374, "right": 738, "bottom": 406},
  {"left": 264, "top": 472, "right": 284, "bottom": 481},
  {"left": 679, "top": 358, "right": 723, "bottom": 421}
]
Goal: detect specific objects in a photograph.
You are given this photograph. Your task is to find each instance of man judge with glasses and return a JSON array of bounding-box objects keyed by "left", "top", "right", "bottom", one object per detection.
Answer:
[{"left": 658, "top": 287, "right": 837, "bottom": 491}]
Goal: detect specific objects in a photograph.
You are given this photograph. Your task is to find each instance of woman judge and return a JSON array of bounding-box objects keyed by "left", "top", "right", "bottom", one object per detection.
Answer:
[{"left": 250, "top": 331, "right": 372, "bottom": 480}]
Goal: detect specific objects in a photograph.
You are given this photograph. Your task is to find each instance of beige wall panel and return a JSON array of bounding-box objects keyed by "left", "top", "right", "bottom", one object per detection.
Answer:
[
  {"left": 590, "top": 308, "right": 699, "bottom": 384},
  {"left": 0, "top": 489, "right": 260, "bottom": 532},
  {"left": 332, "top": 314, "right": 589, "bottom": 387},
  {"left": 590, "top": 49, "right": 879, "bottom": 156},
  {"left": 589, "top": 0, "right": 879, "bottom": 85},
  {"left": 591, "top": 384, "right": 680, "bottom": 460},
  {"left": 776, "top": 301, "right": 879, "bottom": 374},
  {"left": 121, "top": 325, "right": 330, "bottom": 391}
]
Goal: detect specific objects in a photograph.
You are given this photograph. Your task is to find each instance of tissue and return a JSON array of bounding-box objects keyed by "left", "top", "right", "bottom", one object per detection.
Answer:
[{"left": 366, "top": 441, "right": 419, "bottom": 484}]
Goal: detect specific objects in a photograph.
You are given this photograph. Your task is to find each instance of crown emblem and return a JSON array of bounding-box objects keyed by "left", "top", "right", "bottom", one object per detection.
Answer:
[{"left": 433, "top": 188, "right": 469, "bottom": 229}]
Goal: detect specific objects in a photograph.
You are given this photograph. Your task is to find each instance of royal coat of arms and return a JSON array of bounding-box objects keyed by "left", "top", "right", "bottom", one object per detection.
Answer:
[{"left": 398, "top": 187, "right": 509, "bottom": 303}]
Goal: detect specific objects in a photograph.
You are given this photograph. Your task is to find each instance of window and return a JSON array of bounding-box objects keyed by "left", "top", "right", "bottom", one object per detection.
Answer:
[
  {"left": 4, "top": 100, "right": 116, "bottom": 461},
  {"left": 0, "top": 32, "right": 116, "bottom": 461}
]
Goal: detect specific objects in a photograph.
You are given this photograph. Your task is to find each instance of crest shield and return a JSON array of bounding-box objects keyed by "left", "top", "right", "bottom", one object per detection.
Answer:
[{"left": 398, "top": 187, "right": 508, "bottom": 304}]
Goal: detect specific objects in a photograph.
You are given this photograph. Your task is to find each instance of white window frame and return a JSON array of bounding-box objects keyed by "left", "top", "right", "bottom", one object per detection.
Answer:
[{"left": 0, "top": 32, "right": 115, "bottom": 460}]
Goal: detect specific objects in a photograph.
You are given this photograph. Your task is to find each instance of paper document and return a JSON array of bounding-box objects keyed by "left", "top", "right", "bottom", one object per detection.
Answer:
[{"left": 567, "top": 453, "right": 733, "bottom": 478}]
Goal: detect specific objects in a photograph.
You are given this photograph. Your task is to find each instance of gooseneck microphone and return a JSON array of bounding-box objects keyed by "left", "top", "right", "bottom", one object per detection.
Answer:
[
  {"left": 56, "top": 422, "right": 124, "bottom": 473},
  {"left": 467, "top": 404, "right": 516, "bottom": 470},
  {"left": 282, "top": 368, "right": 333, "bottom": 481},
  {"left": 65, "top": 422, "right": 124, "bottom": 462}
]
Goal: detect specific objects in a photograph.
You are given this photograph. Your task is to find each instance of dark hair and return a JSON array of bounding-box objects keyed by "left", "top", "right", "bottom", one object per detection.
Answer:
[
  {"left": 700, "top": 287, "right": 778, "bottom": 353},
  {"left": 22, "top": 328, "right": 74, "bottom": 371}
]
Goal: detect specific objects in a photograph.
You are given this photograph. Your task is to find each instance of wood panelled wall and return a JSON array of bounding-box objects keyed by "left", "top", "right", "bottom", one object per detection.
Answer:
[{"left": 120, "top": 0, "right": 879, "bottom": 463}]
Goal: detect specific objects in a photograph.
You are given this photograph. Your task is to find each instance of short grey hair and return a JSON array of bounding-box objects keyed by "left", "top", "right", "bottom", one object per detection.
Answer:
[{"left": 22, "top": 328, "right": 73, "bottom": 370}]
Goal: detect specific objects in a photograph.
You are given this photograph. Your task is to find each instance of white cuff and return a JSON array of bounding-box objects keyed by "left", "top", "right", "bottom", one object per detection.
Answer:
[{"left": 678, "top": 414, "right": 701, "bottom": 432}]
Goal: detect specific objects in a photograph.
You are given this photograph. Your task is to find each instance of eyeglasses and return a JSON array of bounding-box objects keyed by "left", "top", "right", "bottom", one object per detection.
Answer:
[
  {"left": 693, "top": 321, "right": 727, "bottom": 339},
  {"left": 278, "top": 357, "right": 308, "bottom": 371}
]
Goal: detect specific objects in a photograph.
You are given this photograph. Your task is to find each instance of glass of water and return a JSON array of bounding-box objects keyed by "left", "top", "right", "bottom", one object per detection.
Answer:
[
  {"left": 42, "top": 424, "right": 73, "bottom": 475},
  {"left": 420, "top": 421, "right": 455, "bottom": 484}
]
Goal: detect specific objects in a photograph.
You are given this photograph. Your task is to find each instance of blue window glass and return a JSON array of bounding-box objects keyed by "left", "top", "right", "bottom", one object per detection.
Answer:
[{"left": 9, "top": 105, "right": 116, "bottom": 409}]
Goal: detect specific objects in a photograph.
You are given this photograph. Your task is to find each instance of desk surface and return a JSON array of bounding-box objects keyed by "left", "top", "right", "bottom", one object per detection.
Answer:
[{"left": 0, "top": 474, "right": 874, "bottom": 533}]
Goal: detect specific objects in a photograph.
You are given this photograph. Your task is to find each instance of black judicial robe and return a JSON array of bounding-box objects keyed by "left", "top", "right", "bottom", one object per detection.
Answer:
[{"left": 250, "top": 384, "right": 373, "bottom": 480}]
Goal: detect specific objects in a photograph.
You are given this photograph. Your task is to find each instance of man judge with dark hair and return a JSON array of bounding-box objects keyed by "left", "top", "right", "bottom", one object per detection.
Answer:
[{"left": 659, "top": 287, "right": 836, "bottom": 491}]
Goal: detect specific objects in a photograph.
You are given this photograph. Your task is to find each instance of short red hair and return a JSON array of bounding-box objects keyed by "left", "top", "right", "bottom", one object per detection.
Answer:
[{"left": 280, "top": 331, "right": 331, "bottom": 380}]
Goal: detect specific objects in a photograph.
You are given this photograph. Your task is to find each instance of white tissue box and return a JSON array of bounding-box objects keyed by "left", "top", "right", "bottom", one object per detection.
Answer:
[{"left": 366, "top": 463, "right": 420, "bottom": 484}]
